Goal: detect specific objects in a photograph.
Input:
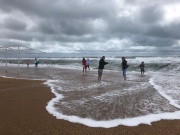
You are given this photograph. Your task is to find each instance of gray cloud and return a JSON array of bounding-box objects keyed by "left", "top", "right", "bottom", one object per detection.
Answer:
[
  {"left": 0, "top": 0, "right": 180, "bottom": 54},
  {"left": 2, "top": 17, "right": 27, "bottom": 31},
  {"left": 138, "top": 4, "right": 164, "bottom": 23},
  {"left": 146, "top": 23, "right": 180, "bottom": 39}
]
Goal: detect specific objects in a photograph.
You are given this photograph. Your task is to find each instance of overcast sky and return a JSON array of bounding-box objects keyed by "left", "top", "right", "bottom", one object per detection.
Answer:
[{"left": 0, "top": 0, "right": 180, "bottom": 54}]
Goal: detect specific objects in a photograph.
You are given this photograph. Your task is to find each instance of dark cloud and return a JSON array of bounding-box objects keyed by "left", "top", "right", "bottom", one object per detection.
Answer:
[
  {"left": 2, "top": 17, "right": 27, "bottom": 31},
  {"left": 138, "top": 5, "right": 164, "bottom": 23},
  {"left": 0, "top": 30, "right": 32, "bottom": 41},
  {"left": 146, "top": 23, "right": 180, "bottom": 39}
]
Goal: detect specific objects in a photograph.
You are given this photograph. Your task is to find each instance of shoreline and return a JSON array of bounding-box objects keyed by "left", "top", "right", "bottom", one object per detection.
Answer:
[{"left": 0, "top": 77, "right": 180, "bottom": 135}]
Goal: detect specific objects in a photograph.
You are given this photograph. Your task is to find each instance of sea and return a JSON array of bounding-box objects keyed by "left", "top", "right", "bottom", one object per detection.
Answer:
[{"left": 0, "top": 52, "right": 180, "bottom": 128}]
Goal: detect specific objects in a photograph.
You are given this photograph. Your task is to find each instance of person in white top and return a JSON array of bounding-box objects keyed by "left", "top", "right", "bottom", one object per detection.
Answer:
[{"left": 86, "top": 59, "right": 92, "bottom": 70}]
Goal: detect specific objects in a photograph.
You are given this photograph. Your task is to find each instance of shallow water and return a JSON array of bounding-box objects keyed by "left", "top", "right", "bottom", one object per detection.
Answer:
[{"left": 0, "top": 56, "right": 180, "bottom": 128}]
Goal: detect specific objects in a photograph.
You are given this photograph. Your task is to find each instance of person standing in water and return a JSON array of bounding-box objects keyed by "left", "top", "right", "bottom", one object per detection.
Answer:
[
  {"left": 98, "top": 56, "right": 108, "bottom": 81},
  {"left": 35, "top": 58, "right": 38, "bottom": 68},
  {"left": 82, "top": 58, "right": 87, "bottom": 73},
  {"left": 122, "top": 57, "right": 128, "bottom": 80},
  {"left": 139, "top": 61, "right": 145, "bottom": 75},
  {"left": 26, "top": 60, "right": 29, "bottom": 68},
  {"left": 86, "top": 59, "right": 93, "bottom": 71}
]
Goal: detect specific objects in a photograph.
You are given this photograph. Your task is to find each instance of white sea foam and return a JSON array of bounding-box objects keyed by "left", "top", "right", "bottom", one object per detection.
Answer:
[
  {"left": 149, "top": 77, "right": 180, "bottom": 109},
  {"left": 45, "top": 77, "right": 180, "bottom": 128},
  {"left": 132, "top": 56, "right": 180, "bottom": 64},
  {"left": 43, "top": 105, "right": 180, "bottom": 128},
  {"left": 45, "top": 73, "right": 180, "bottom": 128}
]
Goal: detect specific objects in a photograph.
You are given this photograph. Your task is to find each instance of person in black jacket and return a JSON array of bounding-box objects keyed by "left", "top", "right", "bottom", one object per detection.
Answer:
[
  {"left": 139, "top": 61, "right": 145, "bottom": 75},
  {"left": 122, "top": 57, "right": 128, "bottom": 80},
  {"left": 98, "top": 56, "right": 108, "bottom": 81}
]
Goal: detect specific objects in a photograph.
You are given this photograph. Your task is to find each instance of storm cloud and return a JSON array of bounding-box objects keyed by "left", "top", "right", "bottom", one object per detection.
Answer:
[{"left": 0, "top": 0, "right": 180, "bottom": 54}]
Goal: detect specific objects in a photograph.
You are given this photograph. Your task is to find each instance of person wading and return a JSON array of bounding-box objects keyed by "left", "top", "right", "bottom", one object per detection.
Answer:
[
  {"left": 122, "top": 57, "right": 128, "bottom": 80},
  {"left": 98, "top": 56, "right": 108, "bottom": 81}
]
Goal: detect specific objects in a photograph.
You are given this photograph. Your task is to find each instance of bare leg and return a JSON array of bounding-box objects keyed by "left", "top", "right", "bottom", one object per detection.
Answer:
[
  {"left": 85, "top": 68, "right": 87, "bottom": 73},
  {"left": 98, "top": 75, "right": 101, "bottom": 81},
  {"left": 98, "top": 75, "right": 102, "bottom": 81}
]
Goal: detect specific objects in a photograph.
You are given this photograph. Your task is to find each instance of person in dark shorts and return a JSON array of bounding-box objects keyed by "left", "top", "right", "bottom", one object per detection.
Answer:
[
  {"left": 98, "top": 56, "right": 108, "bottom": 81},
  {"left": 122, "top": 57, "right": 128, "bottom": 80},
  {"left": 139, "top": 61, "right": 145, "bottom": 75}
]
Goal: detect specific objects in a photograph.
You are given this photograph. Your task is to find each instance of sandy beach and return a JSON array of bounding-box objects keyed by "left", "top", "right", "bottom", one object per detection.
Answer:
[{"left": 0, "top": 77, "right": 179, "bottom": 135}]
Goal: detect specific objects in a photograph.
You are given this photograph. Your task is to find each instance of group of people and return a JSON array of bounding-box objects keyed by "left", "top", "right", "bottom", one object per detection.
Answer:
[
  {"left": 83, "top": 56, "right": 145, "bottom": 81},
  {"left": 82, "top": 58, "right": 92, "bottom": 73},
  {"left": 26, "top": 58, "right": 39, "bottom": 68}
]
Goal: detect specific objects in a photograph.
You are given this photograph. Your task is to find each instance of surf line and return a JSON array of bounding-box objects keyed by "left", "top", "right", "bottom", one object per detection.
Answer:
[
  {"left": 44, "top": 79, "right": 180, "bottom": 128},
  {"left": 149, "top": 77, "right": 180, "bottom": 109}
]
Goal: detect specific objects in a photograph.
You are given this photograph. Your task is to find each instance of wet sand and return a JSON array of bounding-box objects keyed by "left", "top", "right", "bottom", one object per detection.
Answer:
[{"left": 0, "top": 77, "right": 180, "bottom": 135}]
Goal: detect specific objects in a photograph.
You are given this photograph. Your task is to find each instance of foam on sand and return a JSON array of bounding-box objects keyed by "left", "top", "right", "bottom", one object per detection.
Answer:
[
  {"left": 149, "top": 78, "right": 180, "bottom": 109},
  {"left": 45, "top": 79, "right": 180, "bottom": 128}
]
